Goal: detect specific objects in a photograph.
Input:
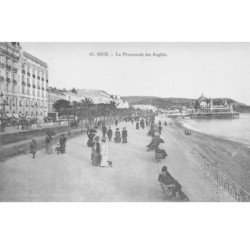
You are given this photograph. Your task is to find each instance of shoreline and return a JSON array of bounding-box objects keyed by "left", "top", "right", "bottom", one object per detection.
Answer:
[{"left": 166, "top": 119, "right": 250, "bottom": 195}]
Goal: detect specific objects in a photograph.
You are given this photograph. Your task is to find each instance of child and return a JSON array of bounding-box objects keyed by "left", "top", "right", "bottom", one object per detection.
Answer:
[{"left": 55, "top": 143, "right": 61, "bottom": 154}]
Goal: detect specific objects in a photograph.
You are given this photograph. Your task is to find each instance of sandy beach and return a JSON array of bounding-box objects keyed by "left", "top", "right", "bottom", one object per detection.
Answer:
[{"left": 167, "top": 118, "right": 250, "bottom": 195}]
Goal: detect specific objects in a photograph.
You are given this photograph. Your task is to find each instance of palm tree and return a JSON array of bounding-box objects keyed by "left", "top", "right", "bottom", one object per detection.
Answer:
[{"left": 80, "top": 98, "right": 94, "bottom": 126}]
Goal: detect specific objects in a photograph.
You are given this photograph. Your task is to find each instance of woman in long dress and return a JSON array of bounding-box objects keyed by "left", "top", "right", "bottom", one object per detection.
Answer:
[
  {"left": 59, "top": 134, "right": 67, "bottom": 154},
  {"left": 100, "top": 138, "right": 109, "bottom": 167},
  {"left": 114, "top": 128, "right": 121, "bottom": 143},
  {"left": 91, "top": 136, "right": 101, "bottom": 166},
  {"left": 45, "top": 135, "right": 53, "bottom": 154}
]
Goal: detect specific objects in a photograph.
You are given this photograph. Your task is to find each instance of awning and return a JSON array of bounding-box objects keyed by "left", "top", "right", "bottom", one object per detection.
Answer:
[
  {"left": 12, "top": 114, "right": 19, "bottom": 119},
  {"left": 5, "top": 113, "right": 13, "bottom": 118}
]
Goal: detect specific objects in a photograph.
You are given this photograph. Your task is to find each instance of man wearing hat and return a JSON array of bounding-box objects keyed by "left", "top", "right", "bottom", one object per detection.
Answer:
[
  {"left": 158, "top": 166, "right": 175, "bottom": 200},
  {"left": 158, "top": 166, "right": 189, "bottom": 201},
  {"left": 107, "top": 127, "right": 113, "bottom": 141},
  {"left": 59, "top": 134, "right": 67, "bottom": 154},
  {"left": 122, "top": 127, "right": 128, "bottom": 143}
]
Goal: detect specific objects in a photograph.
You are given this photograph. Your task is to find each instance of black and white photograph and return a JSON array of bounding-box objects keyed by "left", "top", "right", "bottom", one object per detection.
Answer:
[
  {"left": 0, "top": 42, "right": 250, "bottom": 202},
  {"left": 1, "top": 1, "right": 250, "bottom": 250}
]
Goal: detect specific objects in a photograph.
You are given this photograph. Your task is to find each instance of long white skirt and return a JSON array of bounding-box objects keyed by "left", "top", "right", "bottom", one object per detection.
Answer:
[{"left": 100, "top": 154, "right": 109, "bottom": 167}]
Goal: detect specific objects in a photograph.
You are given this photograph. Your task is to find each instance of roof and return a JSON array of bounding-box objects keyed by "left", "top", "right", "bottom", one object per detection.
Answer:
[{"left": 197, "top": 93, "right": 208, "bottom": 103}]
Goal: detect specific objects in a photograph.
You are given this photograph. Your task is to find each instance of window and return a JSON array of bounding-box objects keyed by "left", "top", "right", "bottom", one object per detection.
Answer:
[
  {"left": 13, "top": 61, "right": 17, "bottom": 68},
  {"left": 7, "top": 58, "right": 11, "bottom": 66}
]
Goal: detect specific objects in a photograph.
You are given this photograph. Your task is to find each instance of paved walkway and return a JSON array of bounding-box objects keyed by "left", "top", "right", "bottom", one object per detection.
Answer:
[{"left": 0, "top": 121, "right": 233, "bottom": 201}]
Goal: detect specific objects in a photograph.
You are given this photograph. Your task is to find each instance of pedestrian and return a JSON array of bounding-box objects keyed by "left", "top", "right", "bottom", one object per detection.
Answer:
[
  {"left": 87, "top": 130, "right": 96, "bottom": 147},
  {"left": 102, "top": 124, "right": 107, "bottom": 139},
  {"left": 92, "top": 136, "right": 101, "bottom": 166},
  {"left": 158, "top": 124, "right": 162, "bottom": 135},
  {"left": 30, "top": 139, "right": 37, "bottom": 158},
  {"left": 100, "top": 138, "right": 109, "bottom": 167},
  {"left": 59, "top": 134, "right": 67, "bottom": 154},
  {"left": 140, "top": 119, "right": 145, "bottom": 129},
  {"left": 45, "top": 135, "right": 53, "bottom": 154},
  {"left": 122, "top": 127, "right": 128, "bottom": 143},
  {"left": 136, "top": 121, "right": 139, "bottom": 130},
  {"left": 107, "top": 127, "right": 113, "bottom": 141},
  {"left": 114, "top": 128, "right": 121, "bottom": 143}
]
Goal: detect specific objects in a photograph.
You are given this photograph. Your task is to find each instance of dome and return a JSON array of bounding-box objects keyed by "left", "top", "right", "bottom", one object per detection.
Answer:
[{"left": 197, "top": 93, "right": 208, "bottom": 104}]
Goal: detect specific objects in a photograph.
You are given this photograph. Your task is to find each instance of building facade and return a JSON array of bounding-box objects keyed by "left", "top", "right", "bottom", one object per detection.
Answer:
[{"left": 0, "top": 42, "right": 49, "bottom": 118}]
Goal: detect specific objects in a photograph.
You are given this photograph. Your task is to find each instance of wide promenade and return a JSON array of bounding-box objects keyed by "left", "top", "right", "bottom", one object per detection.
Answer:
[{"left": 0, "top": 121, "right": 233, "bottom": 201}]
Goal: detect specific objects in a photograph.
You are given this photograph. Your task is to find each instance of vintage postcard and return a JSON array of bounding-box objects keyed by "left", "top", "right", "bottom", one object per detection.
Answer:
[{"left": 0, "top": 42, "right": 249, "bottom": 202}]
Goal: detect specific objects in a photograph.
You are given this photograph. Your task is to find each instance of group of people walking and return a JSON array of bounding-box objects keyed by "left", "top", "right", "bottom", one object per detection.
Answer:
[
  {"left": 29, "top": 134, "right": 67, "bottom": 158},
  {"left": 87, "top": 121, "right": 129, "bottom": 167}
]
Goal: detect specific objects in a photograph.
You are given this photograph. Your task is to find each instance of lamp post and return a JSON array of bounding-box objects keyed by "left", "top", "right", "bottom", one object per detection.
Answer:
[{"left": 0, "top": 92, "right": 7, "bottom": 132}]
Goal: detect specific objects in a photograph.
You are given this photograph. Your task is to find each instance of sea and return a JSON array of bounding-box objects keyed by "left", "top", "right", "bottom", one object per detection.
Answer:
[{"left": 180, "top": 113, "right": 250, "bottom": 147}]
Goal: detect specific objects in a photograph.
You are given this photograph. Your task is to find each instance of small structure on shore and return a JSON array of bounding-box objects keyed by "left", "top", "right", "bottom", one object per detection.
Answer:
[{"left": 191, "top": 93, "right": 239, "bottom": 119}]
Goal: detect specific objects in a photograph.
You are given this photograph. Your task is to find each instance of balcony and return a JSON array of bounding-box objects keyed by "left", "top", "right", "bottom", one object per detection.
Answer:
[
  {"left": 13, "top": 79, "right": 17, "bottom": 85},
  {"left": 32, "top": 74, "right": 36, "bottom": 78},
  {"left": 27, "top": 72, "right": 30, "bottom": 76},
  {"left": 22, "top": 70, "right": 25, "bottom": 74},
  {"left": 42, "top": 87, "right": 45, "bottom": 91},
  {"left": 27, "top": 83, "right": 31, "bottom": 87},
  {"left": 12, "top": 67, "right": 18, "bottom": 73},
  {"left": 37, "top": 76, "right": 40, "bottom": 80},
  {"left": 22, "top": 81, "right": 26, "bottom": 86},
  {"left": 7, "top": 78, "right": 11, "bottom": 83},
  {"left": 32, "top": 84, "right": 36, "bottom": 89}
]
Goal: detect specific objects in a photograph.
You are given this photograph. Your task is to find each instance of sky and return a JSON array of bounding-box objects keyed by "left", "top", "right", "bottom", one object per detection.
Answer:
[{"left": 22, "top": 43, "right": 250, "bottom": 105}]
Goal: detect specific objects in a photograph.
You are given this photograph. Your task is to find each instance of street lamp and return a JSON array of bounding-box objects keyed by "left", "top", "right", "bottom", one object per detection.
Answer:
[{"left": 0, "top": 92, "right": 7, "bottom": 132}]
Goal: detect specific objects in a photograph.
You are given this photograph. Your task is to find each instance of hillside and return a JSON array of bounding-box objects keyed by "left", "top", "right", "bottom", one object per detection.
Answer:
[{"left": 122, "top": 96, "right": 250, "bottom": 112}]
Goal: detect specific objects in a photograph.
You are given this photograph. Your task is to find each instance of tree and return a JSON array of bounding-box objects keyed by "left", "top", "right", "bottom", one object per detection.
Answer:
[
  {"left": 53, "top": 99, "right": 73, "bottom": 134},
  {"left": 80, "top": 98, "right": 95, "bottom": 126},
  {"left": 81, "top": 98, "right": 94, "bottom": 108},
  {"left": 53, "top": 99, "right": 71, "bottom": 116}
]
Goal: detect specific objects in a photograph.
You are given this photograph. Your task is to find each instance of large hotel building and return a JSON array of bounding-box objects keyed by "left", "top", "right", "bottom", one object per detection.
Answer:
[{"left": 0, "top": 42, "right": 49, "bottom": 118}]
